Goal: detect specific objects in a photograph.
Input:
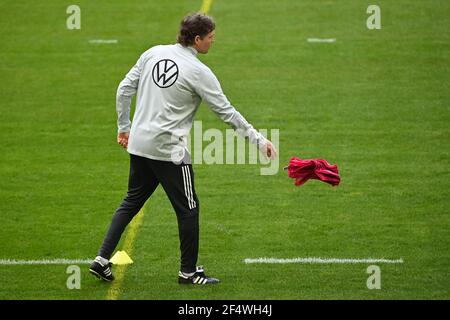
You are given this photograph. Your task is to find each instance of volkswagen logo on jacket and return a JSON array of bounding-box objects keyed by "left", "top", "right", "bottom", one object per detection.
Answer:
[{"left": 152, "top": 59, "right": 179, "bottom": 88}]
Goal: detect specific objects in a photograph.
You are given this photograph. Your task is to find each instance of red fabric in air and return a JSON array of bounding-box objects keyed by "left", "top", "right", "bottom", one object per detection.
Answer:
[{"left": 287, "top": 156, "right": 340, "bottom": 186}]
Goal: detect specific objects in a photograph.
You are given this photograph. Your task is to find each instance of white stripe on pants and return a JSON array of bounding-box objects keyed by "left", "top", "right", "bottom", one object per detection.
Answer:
[{"left": 182, "top": 166, "right": 196, "bottom": 209}]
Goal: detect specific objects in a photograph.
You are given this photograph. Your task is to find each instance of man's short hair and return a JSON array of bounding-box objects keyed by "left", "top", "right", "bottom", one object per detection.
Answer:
[{"left": 177, "top": 13, "right": 215, "bottom": 47}]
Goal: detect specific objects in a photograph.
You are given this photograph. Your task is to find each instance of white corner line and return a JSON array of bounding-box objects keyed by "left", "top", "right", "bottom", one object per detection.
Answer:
[
  {"left": 244, "top": 257, "right": 404, "bottom": 264},
  {"left": 0, "top": 259, "right": 92, "bottom": 265},
  {"left": 307, "top": 38, "right": 336, "bottom": 43},
  {"left": 89, "top": 39, "right": 118, "bottom": 44}
]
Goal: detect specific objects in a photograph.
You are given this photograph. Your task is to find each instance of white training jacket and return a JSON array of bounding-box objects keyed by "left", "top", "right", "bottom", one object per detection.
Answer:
[{"left": 116, "top": 43, "right": 267, "bottom": 162}]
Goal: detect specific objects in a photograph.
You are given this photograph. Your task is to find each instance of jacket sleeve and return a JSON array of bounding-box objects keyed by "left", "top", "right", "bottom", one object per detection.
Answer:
[
  {"left": 116, "top": 56, "right": 142, "bottom": 133},
  {"left": 195, "top": 67, "right": 267, "bottom": 148}
]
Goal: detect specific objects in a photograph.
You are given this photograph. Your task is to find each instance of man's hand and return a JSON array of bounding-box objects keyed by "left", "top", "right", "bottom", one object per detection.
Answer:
[
  {"left": 117, "top": 132, "right": 129, "bottom": 149},
  {"left": 260, "top": 140, "right": 277, "bottom": 160}
]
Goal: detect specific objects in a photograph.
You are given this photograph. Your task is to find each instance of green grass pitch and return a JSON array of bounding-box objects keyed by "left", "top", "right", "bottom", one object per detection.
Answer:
[{"left": 0, "top": 0, "right": 449, "bottom": 299}]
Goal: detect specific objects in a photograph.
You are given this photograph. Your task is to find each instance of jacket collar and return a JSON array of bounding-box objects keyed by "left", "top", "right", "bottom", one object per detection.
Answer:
[{"left": 176, "top": 43, "right": 198, "bottom": 56}]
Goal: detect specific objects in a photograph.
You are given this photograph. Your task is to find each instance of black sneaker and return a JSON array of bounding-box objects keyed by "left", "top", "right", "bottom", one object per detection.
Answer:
[
  {"left": 178, "top": 266, "right": 220, "bottom": 285},
  {"left": 89, "top": 260, "right": 114, "bottom": 282}
]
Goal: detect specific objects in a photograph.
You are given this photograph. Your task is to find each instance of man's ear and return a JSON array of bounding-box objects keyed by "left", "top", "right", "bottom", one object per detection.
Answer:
[{"left": 194, "top": 35, "right": 201, "bottom": 44}]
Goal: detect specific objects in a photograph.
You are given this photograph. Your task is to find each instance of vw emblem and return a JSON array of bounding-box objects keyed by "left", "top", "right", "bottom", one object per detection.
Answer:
[{"left": 152, "top": 59, "right": 179, "bottom": 88}]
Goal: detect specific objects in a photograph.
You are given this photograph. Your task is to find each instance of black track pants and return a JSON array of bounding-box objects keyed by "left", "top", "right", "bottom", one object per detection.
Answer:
[{"left": 98, "top": 154, "right": 199, "bottom": 273}]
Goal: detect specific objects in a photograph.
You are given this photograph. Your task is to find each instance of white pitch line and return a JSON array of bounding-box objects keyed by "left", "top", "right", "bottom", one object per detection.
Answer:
[
  {"left": 307, "top": 38, "right": 336, "bottom": 43},
  {"left": 244, "top": 257, "right": 404, "bottom": 264},
  {"left": 89, "top": 39, "right": 118, "bottom": 44},
  {"left": 0, "top": 259, "right": 92, "bottom": 265}
]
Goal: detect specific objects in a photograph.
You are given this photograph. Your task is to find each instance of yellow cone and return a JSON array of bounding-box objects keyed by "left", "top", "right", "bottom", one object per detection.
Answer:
[{"left": 110, "top": 250, "right": 133, "bottom": 265}]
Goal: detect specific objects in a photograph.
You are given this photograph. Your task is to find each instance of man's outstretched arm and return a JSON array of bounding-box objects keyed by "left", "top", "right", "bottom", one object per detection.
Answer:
[{"left": 196, "top": 68, "right": 277, "bottom": 159}]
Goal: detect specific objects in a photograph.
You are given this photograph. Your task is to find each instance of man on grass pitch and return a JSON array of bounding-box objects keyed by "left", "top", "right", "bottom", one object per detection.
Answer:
[{"left": 89, "top": 13, "right": 277, "bottom": 285}]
